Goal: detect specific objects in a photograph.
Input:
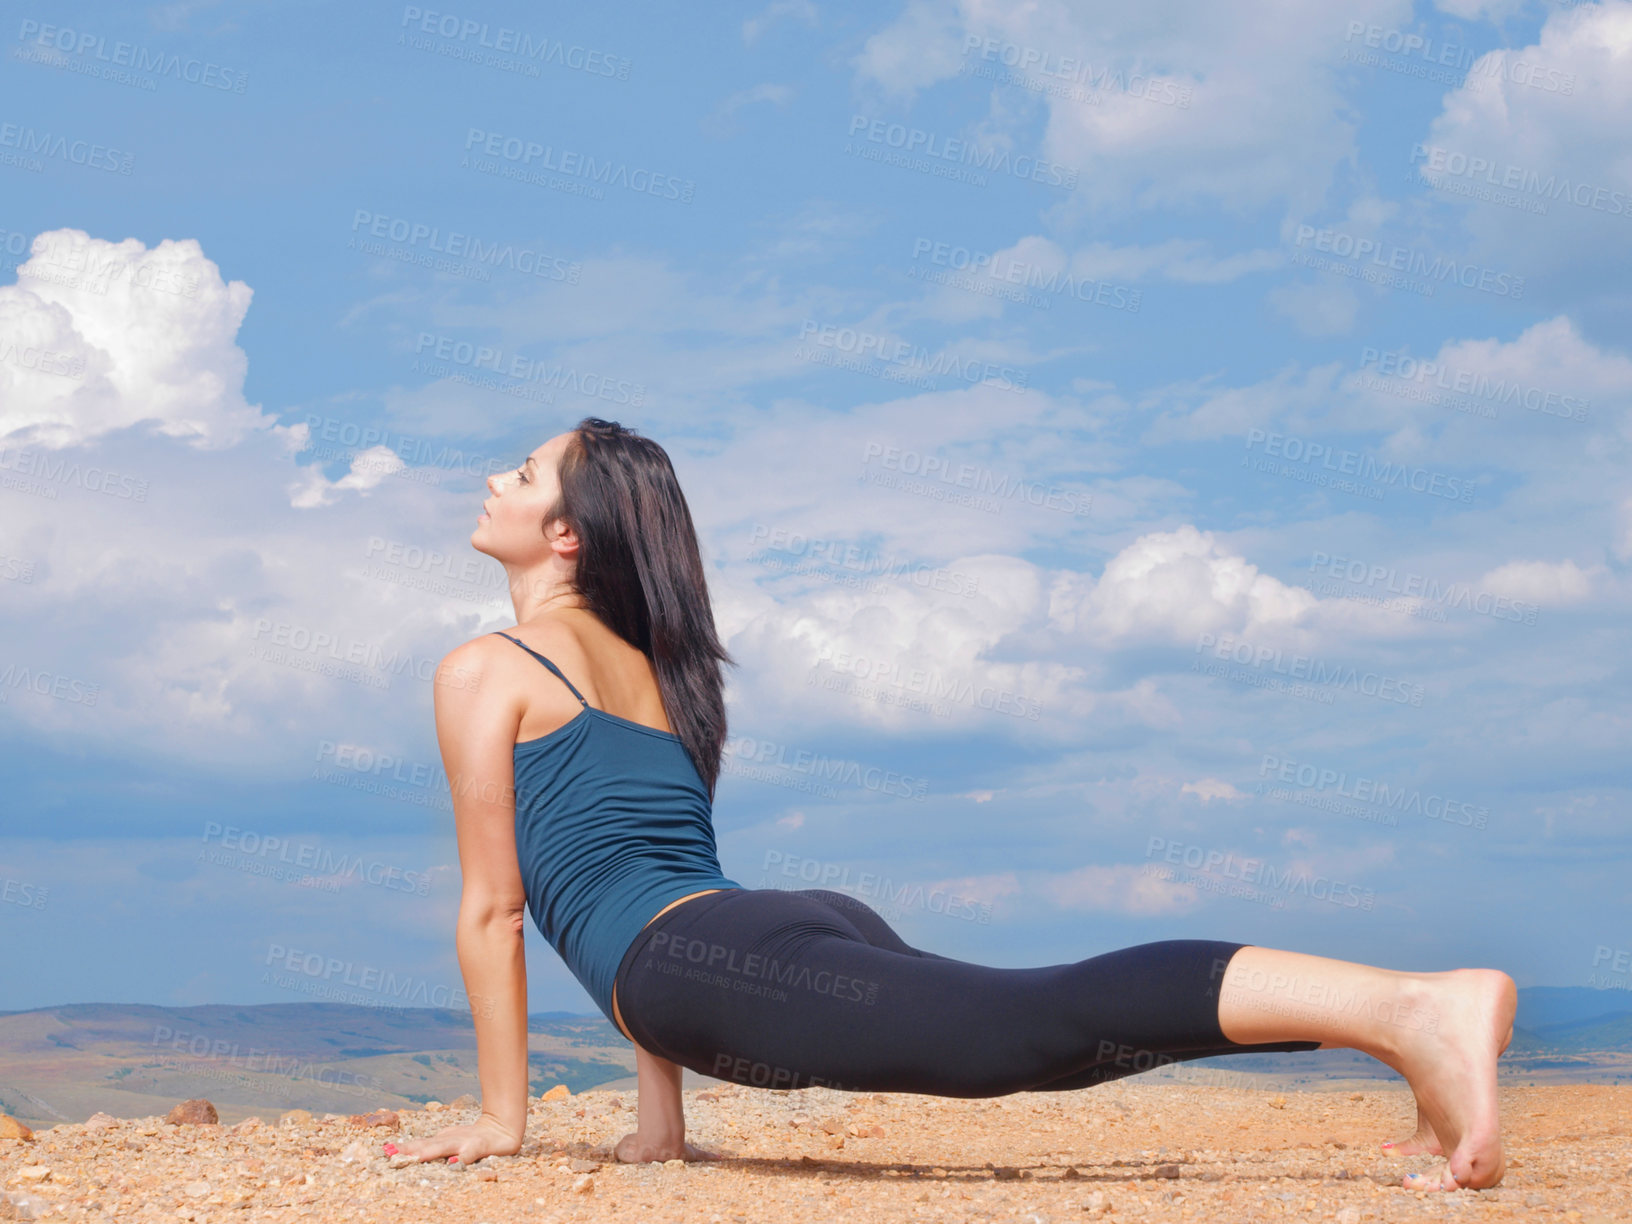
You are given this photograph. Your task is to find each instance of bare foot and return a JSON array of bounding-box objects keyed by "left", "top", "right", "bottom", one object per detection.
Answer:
[
  {"left": 1383, "top": 1000, "right": 1514, "bottom": 1160},
  {"left": 1381, "top": 1103, "right": 1442, "bottom": 1157},
  {"left": 1384, "top": 968, "right": 1515, "bottom": 1191}
]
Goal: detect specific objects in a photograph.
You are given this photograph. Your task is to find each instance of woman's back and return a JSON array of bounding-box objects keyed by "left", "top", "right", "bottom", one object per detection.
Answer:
[{"left": 494, "top": 617, "right": 740, "bottom": 1026}]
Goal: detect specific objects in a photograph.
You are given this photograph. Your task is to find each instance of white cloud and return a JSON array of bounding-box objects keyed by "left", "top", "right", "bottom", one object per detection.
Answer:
[
  {"left": 1477, "top": 558, "right": 1601, "bottom": 604},
  {"left": 1034, "top": 861, "right": 1196, "bottom": 916},
  {"left": 1052, "top": 524, "right": 1317, "bottom": 643},
  {"left": 0, "top": 229, "right": 286, "bottom": 452},
  {"left": 854, "top": 0, "right": 1415, "bottom": 214},
  {"left": 1413, "top": 2, "right": 1632, "bottom": 277},
  {"left": 287, "top": 444, "right": 407, "bottom": 509},
  {"left": 1182, "top": 778, "right": 1246, "bottom": 802}
]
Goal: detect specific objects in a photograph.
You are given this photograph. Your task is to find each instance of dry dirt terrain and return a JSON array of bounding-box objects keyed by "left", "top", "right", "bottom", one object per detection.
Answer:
[{"left": 2, "top": 1081, "right": 1627, "bottom": 1223}]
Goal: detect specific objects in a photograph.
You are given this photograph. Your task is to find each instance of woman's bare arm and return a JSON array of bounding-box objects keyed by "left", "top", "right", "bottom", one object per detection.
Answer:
[
  {"left": 392, "top": 640, "right": 531, "bottom": 1164},
  {"left": 613, "top": 1043, "right": 722, "bottom": 1163}
]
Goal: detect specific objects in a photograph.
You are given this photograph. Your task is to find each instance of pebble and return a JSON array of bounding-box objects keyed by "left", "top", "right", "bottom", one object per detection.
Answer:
[
  {"left": 348, "top": 1109, "right": 400, "bottom": 1130},
  {"left": 0, "top": 1116, "right": 33, "bottom": 1141},
  {"left": 164, "top": 1098, "right": 218, "bottom": 1126},
  {"left": 571, "top": 1173, "right": 594, "bottom": 1194}
]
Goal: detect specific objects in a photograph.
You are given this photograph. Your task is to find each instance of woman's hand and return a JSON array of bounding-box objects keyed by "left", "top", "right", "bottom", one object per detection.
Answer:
[
  {"left": 613, "top": 1130, "right": 724, "bottom": 1163},
  {"left": 384, "top": 1113, "right": 522, "bottom": 1166}
]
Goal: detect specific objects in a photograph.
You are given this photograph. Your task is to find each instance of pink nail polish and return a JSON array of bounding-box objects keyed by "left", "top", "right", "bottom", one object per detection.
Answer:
[{"left": 1381, "top": 1141, "right": 1393, "bottom": 1148}]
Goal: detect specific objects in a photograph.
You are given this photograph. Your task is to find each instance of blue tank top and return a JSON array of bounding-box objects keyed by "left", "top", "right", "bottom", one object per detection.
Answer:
[{"left": 494, "top": 632, "right": 741, "bottom": 1026}]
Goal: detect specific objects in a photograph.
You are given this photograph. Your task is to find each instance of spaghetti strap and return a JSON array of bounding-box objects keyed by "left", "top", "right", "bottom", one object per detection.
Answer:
[{"left": 492, "top": 631, "right": 590, "bottom": 708}]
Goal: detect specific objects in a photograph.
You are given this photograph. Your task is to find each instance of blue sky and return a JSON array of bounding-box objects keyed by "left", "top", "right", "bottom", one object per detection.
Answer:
[{"left": 1, "top": 0, "right": 1629, "bottom": 1017}]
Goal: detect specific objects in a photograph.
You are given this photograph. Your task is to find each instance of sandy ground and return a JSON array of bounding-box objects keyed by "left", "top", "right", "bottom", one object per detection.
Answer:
[{"left": 2, "top": 1081, "right": 1627, "bottom": 1222}]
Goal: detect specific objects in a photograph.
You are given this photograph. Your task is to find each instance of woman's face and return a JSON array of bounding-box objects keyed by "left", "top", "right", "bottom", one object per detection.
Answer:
[{"left": 472, "top": 430, "right": 577, "bottom": 566}]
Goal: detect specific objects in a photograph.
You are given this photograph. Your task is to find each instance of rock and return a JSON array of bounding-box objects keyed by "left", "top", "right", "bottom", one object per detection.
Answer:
[
  {"left": 1061, "top": 1166, "right": 1080, "bottom": 1179},
  {"left": 182, "top": 1180, "right": 211, "bottom": 1198},
  {"left": 1154, "top": 1163, "right": 1181, "bottom": 1178},
  {"left": 565, "top": 1158, "right": 600, "bottom": 1173},
  {"left": 1336, "top": 1208, "right": 1361, "bottom": 1224},
  {"left": 447, "top": 1094, "right": 478, "bottom": 1110},
  {"left": 1268, "top": 1096, "right": 1286, "bottom": 1110},
  {"left": 0, "top": 1189, "right": 48, "bottom": 1220},
  {"left": 423, "top": 1100, "right": 444, "bottom": 1111},
  {"left": 570, "top": 1173, "right": 594, "bottom": 1194},
  {"left": 15, "top": 1167, "right": 50, "bottom": 1183},
  {"left": 1085, "top": 1189, "right": 1111, "bottom": 1213},
  {"left": 233, "top": 1117, "right": 263, "bottom": 1132},
  {"left": 337, "top": 1139, "right": 374, "bottom": 1164},
  {"left": 279, "top": 1110, "right": 313, "bottom": 1127},
  {"left": 663, "top": 1159, "right": 685, "bottom": 1169},
  {"left": 387, "top": 1154, "right": 417, "bottom": 1170},
  {"left": 347, "top": 1110, "right": 400, "bottom": 1130},
  {"left": 992, "top": 1166, "right": 1021, "bottom": 1181},
  {"left": 83, "top": 1113, "right": 118, "bottom": 1132},
  {"left": 817, "top": 1115, "right": 844, "bottom": 1134},
  {"left": 164, "top": 1099, "right": 218, "bottom": 1126},
  {"left": 475, "top": 1168, "right": 499, "bottom": 1182},
  {"left": 540, "top": 1085, "right": 570, "bottom": 1102},
  {"left": 0, "top": 1116, "right": 34, "bottom": 1141}
]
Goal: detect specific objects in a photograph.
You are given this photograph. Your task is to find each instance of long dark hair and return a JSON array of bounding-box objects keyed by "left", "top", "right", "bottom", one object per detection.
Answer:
[{"left": 542, "top": 417, "right": 735, "bottom": 797}]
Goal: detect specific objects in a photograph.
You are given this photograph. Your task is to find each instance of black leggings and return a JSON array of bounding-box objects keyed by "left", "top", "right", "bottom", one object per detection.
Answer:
[{"left": 612, "top": 887, "right": 1320, "bottom": 1096}]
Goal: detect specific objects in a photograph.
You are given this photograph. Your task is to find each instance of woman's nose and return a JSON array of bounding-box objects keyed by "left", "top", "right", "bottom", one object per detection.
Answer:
[{"left": 486, "top": 472, "right": 502, "bottom": 494}]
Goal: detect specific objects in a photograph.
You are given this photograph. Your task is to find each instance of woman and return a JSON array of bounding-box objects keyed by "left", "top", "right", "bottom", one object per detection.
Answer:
[{"left": 388, "top": 417, "right": 1514, "bottom": 1191}]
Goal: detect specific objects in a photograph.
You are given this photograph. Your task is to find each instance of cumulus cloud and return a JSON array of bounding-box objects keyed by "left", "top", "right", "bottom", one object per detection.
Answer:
[
  {"left": 1050, "top": 524, "right": 1317, "bottom": 643},
  {"left": 1413, "top": 2, "right": 1632, "bottom": 278},
  {"left": 0, "top": 228, "right": 288, "bottom": 452}
]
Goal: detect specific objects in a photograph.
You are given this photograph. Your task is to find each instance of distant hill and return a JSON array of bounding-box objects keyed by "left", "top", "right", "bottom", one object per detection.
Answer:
[
  {"left": 0, "top": 1001, "right": 641, "bottom": 1131},
  {"left": 3, "top": 984, "right": 1629, "bottom": 1129}
]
